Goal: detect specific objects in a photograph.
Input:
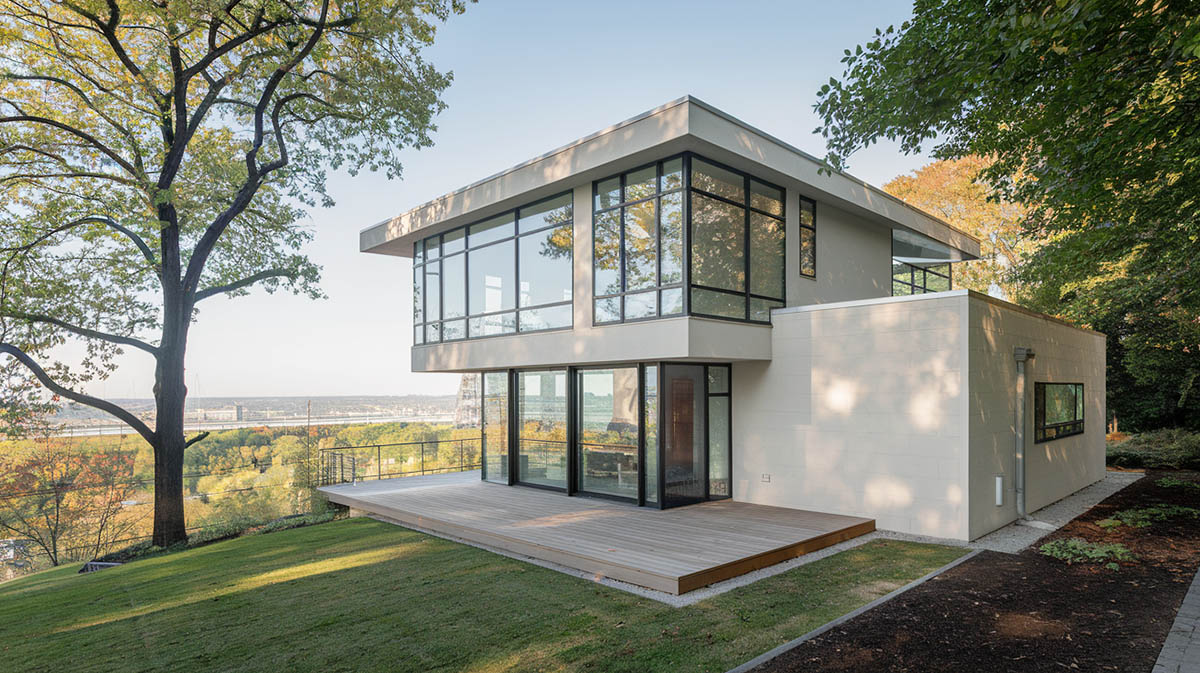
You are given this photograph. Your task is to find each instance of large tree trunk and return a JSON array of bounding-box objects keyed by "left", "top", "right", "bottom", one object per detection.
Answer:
[
  {"left": 152, "top": 215, "right": 190, "bottom": 547},
  {"left": 151, "top": 338, "right": 189, "bottom": 547}
]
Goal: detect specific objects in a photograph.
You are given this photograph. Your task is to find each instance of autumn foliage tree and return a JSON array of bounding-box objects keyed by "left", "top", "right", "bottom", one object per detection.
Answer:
[
  {"left": 0, "top": 0, "right": 464, "bottom": 546},
  {"left": 0, "top": 439, "right": 140, "bottom": 566},
  {"left": 884, "top": 156, "right": 1034, "bottom": 301}
]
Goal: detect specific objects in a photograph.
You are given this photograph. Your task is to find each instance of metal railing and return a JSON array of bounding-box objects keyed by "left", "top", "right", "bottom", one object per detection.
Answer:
[{"left": 318, "top": 437, "right": 482, "bottom": 486}]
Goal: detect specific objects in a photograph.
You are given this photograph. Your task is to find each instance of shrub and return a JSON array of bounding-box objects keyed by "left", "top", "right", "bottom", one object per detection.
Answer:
[
  {"left": 1099, "top": 504, "right": 1200, "bottom": 529},
  {"left": 1039, "top": 538, "right": 1137, "bottom": 566},
  {"left": 1156, "top": 476, "right": 1200, "bottom": 491},
  {"left": 1106, "top": 429, "right": 1200, "bottom": 469}
]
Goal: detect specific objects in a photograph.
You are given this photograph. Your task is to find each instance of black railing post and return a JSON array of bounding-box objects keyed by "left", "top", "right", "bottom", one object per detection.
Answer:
[
  {"left": 459, "top": 439, "right": 464, "bottom": 472},
  {"left": 377, "top": 445, "right": 382, "bottom": 481},
  {"left": 421, "top": 442, "right": 425, "bottom": 475}
]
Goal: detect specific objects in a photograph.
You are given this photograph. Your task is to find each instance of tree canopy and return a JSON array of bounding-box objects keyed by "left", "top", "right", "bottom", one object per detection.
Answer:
[
  {"left": 883, "top": 156, "right": 1034, "bottom": 301},
  {"left": 818, "top": 0, "right": 1200, "bottom": 430},
  {"left": 0, "top": 0, "right": 464, "bottom": 544}
]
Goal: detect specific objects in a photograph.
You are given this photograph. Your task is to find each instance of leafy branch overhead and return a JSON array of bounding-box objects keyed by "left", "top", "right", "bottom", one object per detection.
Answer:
[
  {"left": 0, "top": 0, "right": 464, "bottom": 545},
  {"left": 817, "top": 1, "right": 1200, "bottom": 429}
]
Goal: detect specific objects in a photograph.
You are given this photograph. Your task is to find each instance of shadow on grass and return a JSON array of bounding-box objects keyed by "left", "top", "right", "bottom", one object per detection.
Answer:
[{"left": 0, "top": 518, "right": 965, "bottom": 673}]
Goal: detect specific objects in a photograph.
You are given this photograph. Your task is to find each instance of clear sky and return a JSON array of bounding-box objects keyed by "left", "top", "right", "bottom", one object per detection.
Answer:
[{"left": 78, "top": 0, "right": 930, "bottom": 400}]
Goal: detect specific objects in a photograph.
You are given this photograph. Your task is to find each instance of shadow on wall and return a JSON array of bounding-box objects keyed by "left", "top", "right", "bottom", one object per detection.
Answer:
[{"left": 739, "top": 295, "right": 969, "bottom": 538}]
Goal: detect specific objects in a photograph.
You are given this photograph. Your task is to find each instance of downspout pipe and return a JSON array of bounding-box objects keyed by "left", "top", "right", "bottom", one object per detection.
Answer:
[{"left": 1014, "top": 347, "right": 1035, "bottom": 519}]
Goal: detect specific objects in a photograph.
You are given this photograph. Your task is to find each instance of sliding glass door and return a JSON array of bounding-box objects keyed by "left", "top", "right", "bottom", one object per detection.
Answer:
[
  {"left": 481, "top": 372, "right": 509, "bottom": 484},
  {"left": 576, "top": 367, "right": 640, "bottom": 500},
  {"left": 487, "top": 362, "right": 731, "bottom": 507},
  {"left": 517, "top": 370, "right": 568, "bottom": 489}
]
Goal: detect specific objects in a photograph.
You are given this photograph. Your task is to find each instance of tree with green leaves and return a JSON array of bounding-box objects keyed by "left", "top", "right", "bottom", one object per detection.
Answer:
[
  {"left": 0, "top": 0, "right": 463, "bottom": 546},
  {"left": 817, "top": 1, "right": 1200, "bottom": 430}
]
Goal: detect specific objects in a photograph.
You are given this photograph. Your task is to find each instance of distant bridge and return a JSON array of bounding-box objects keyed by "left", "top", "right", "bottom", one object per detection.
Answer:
[{"left": 52, "top": 413, "right": 458, "bottom": 438}]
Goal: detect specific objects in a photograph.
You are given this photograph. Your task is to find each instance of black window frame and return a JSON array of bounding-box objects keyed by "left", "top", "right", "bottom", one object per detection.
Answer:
[
  {"left": 891, "top": 259, "right": 953, "bottom": 296},
  {"left": 798, "top": 196, "right": 816, "bottom": 280},
  {"left": 591, "top": 156, "right": 687, "bottom": 325},
  {"left": 1034, "top": 382, "right": 1085, "bottom": 443},
  {"left": 478, "top": 360, "right": 734, "bottom": 510},
  {"left": 591, "top": 153, "right": 798, "bottom": 327},
  {"left": 413, "top": 191, "right": 574, "bottom": 344}
]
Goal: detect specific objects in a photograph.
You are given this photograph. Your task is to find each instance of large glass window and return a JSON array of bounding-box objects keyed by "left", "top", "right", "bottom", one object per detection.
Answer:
[
  {"left": 891, "top": 261, "right": 952, "bottom": 296},
  {"left": 593, "top": 158, "right": 686, "bottom": 323},
  {"left": 482, "top": 372, "right": 509, "bottom": 484},
  {"left": 577, "top": 368, "right": 639, "bottom": 500},
  {"left": 643, "top": 365, "right": 659, "bottom": 506},
  {"left": 592, "top": 155, "right": 791, "bottom": 326},
  {"left": 707, "top": 365, "right": 731, "bottom": 498},
  {"left": 689, "top": 157, "right": 786, "bottom": 323},
  {"left": 1035, "top": 382, "right": 1085, "bottom": 442},
  {"left": 517, "top": 370, "right": 568, "bottom": 489},
  {"left": 413, "top": 193, "right": 573, "bottom": 342}
]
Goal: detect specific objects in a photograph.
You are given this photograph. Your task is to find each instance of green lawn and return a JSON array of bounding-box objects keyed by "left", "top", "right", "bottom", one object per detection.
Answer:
[{"left": 0, "top": 518, "right": 965, "bottom": 673}]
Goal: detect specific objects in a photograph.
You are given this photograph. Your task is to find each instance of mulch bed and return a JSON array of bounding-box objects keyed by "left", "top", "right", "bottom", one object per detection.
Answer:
[{"left": 752, "top": 470, "right": 1200, "bottom": 673}]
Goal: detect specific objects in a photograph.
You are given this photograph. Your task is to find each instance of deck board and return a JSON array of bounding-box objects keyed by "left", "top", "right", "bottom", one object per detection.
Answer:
[{"left": 319, "top": 472, "right": 874, "bottom": 594}]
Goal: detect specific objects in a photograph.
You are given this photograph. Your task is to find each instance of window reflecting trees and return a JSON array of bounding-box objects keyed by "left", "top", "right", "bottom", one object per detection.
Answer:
[
  {"left": 593, "top": 158, "right": 685, "bottom": 323},
  {"left": 592, "top": 154, "right": 795, "bottom": 326},
  {"left": 414, "top": 193, "right": 573, "bottom": 343}
]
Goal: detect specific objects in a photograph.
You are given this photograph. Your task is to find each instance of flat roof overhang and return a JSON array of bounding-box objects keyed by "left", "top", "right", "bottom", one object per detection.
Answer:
[
  {"left": 360, "top": 95, "right": 981, "bottom": 261},
  {"left": 412, "top": 316, "right": 772, "bottom": 373}
]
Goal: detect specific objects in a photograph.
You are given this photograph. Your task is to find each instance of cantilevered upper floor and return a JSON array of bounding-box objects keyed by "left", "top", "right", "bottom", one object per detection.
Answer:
[{"left": 360, "top": 96, "right": 981, "bottom": 372}]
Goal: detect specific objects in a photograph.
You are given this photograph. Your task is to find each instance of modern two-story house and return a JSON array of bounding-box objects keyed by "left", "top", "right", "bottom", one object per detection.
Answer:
[{"left": 361, "top": 96, "right": 1106, "bottom": 542}]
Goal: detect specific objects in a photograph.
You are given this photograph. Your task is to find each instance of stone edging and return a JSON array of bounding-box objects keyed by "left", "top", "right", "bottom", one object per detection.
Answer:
[{"left": 725, "top": 549, "right": 984, "bottom": 673}]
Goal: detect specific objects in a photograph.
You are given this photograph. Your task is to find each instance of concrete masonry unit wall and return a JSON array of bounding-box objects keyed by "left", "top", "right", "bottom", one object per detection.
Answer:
[{"left": 732, "top": 290, "right": 1105, "bottom": 541}]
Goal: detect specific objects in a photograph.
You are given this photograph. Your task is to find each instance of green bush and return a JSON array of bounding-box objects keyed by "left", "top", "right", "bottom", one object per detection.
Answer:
[
  {"left": 1107, "top": 429, "right": 1200, "bottom": 469},
  {"left": 1156, "top": 476, "right": 1200, "bottom": 491},
  {"left": 1098, "top": 504, "right": 1199, "bottom": 529},
  {"left": 1039, "top": 538, "right": 1137, "bottom": 566}
]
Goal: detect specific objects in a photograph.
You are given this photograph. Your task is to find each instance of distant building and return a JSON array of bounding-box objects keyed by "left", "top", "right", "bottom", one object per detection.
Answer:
[{"left": 454, "top": 374, "right": 481, "bottom": 428}]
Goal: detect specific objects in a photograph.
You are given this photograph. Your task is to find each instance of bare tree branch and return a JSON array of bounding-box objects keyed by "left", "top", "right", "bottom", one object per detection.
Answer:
[
  {"left": 184, "top": 431, "right": 209, "bottom": 448},
  {"left": 0, "top": 344, "right": 155, "bottom": 444}
]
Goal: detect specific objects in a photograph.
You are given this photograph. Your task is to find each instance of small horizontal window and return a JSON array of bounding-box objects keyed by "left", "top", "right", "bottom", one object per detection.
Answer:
[{"left": 1035, "top": 382, "right": 1085, "bottom": 442}]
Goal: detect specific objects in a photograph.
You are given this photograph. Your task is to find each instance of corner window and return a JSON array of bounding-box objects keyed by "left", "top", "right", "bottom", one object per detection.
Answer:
[
  {"left": 414, "top": 193, "right": 573, "bottom": 343},
  {"left": 1035, "top": 382, "right": 1085, "bottom": 442},
  {"left": 690, "top": 157, "right": 786, "bottom": 322},
  {"left": 892, "top": 261, "right": 952, "bottom": 296},
  {"left": 593, "top": 158, "right": 686, "bottom": 323}
]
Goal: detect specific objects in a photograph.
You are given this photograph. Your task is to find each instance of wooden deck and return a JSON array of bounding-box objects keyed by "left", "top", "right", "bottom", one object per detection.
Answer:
[{"left": 319, "top": 472, "right": 874, "bottom": 595}]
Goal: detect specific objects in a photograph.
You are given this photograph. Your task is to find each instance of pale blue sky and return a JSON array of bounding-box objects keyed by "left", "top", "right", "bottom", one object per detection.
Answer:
[{"left": 81, "top": 1, "right": 931, "bottom": 399}]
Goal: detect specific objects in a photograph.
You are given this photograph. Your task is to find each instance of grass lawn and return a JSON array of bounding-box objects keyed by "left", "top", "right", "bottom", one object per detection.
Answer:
[{"left": 0, "top": 518, "right": 965, "bottom": 673}]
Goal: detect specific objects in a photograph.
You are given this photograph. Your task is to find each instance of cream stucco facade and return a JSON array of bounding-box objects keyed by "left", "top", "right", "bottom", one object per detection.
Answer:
[{"left": 362, "top": 97, "right": 1106, "bottom": 541}]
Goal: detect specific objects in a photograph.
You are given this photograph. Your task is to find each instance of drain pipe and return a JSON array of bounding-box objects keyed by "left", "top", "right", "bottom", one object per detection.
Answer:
[{"left": 1014, "top": 347, "right": 1035, "bottom": 519}]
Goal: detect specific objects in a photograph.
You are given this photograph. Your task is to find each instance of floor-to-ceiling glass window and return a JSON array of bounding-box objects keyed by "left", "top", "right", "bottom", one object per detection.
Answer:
[
  {"left": 517, "top": 370, "right": 568, "bottom": 489},
  {"left": 643, "top": 365, "right": 659, "bottom": 506},
  {"left": 413, "top": 193, "right": 572, "bottom": 342},
  {"left": 707, "top": 365, "right": 732, "bottom": 499},
  {"left": 661, "top": 364, "right": 707, "bottom": 507},
  {"left": 481, "top": 372, "right": 509, "bottom": 484},
  {"left": 576, "top": 368, "right": 640, "bottom": 500}
]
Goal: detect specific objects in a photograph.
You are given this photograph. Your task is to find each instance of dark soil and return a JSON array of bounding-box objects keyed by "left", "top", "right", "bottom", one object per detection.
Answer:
[{"left": 752, "top": 470, "right": 1200, "bottom": 673}]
